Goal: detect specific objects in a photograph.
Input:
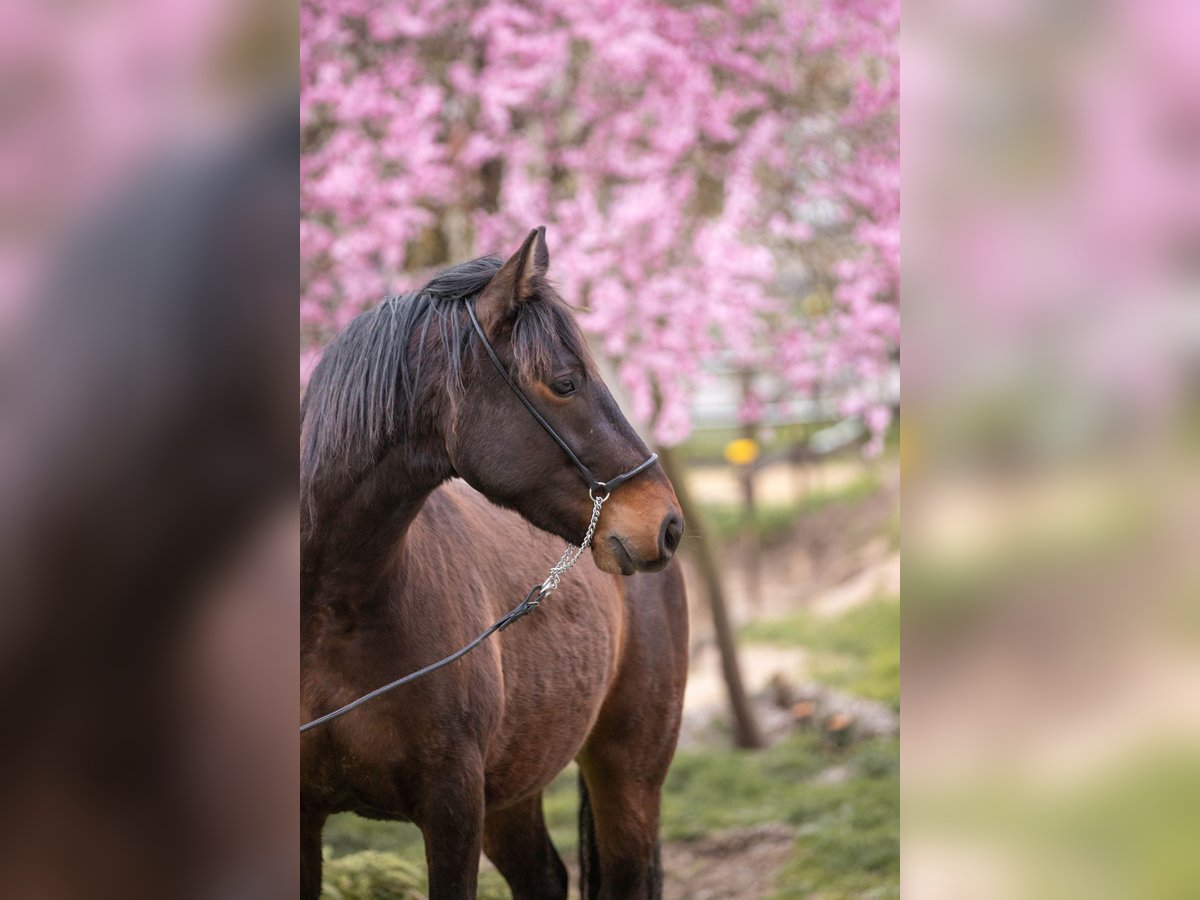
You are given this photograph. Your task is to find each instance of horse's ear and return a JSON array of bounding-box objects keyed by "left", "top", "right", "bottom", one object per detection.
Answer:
[{"left": 476, "top": 226, "right": 549, "bottom": 334}]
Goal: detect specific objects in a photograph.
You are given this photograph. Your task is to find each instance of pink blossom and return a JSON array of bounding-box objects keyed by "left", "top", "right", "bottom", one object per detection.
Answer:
[{"left": 302, "top": 0, "right": 899, "bottom": 447}]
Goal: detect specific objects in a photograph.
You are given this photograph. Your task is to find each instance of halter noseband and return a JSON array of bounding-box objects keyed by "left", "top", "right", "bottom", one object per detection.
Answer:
[{"left": 466, "top": 300, "right": 658, "bottom": 499}]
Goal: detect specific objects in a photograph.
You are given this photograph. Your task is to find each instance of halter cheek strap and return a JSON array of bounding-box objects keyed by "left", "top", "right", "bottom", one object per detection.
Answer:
[{"left": 466, "top": 300, "right": 658, "bottom": 497}]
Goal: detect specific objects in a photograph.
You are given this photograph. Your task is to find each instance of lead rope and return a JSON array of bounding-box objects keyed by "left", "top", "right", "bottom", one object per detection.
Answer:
[{"left": 300, "top": 491, "right": 608, "bottom": 734}]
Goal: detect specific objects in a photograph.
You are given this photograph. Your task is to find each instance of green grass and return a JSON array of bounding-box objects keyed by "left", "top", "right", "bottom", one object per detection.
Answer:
[
  {"left": 776, "top": 771, "right": 900, "bottom": 899},
  {"left": 742, "top": 598, "right": 901, "bottom": 709},
  {"left": 664, "top": 733, "right": 840, "bottom": 839}
]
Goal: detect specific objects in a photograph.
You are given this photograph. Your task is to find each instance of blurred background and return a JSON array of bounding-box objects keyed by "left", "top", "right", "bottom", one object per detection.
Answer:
[
  {"left": 904, "top": 0, "right": 1200, "bottom": 898},
  {"left": 302, "top": 0, "right": 899, "bottom": 897}
]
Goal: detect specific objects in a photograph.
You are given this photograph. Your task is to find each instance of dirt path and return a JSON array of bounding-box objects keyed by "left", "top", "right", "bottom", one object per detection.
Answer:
[
  {"left": 661, "top": 824, "right": 797, "bottom": 900},
  {"left": 557, "top": 824, "right": 797, "bottom": 900},
  {"left": 683, "top": 459, "right": 870, "bottom": 507}
]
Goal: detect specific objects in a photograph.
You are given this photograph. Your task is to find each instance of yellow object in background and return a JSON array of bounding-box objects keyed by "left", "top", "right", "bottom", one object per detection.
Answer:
[{"left": 724, "top": 437, "right": 760, "bottom": 466}]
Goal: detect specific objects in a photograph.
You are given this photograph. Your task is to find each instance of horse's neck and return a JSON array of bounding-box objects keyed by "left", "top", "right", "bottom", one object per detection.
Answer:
[{"left": 301, "top": 442, "right": 449, "bottom": 616}]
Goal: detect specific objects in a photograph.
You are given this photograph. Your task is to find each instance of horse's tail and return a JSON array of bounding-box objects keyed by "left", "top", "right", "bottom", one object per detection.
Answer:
[
  {"left": 649, "top": 839, "right": 664, "bottom": 899},
  {"left": 578, "top": 771, "right": 603, "bottom": 900},
  {"left": 578, "top": 771, "right": 664, "bottom": 899}
]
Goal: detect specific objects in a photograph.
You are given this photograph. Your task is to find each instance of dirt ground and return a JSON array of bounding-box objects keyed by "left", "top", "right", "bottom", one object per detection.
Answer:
[
  {"left": 661, "top": 824, "right": 798, "bottom": 900},
  {"left": 554, "top": 824, "right": 797, "bottom": 900}
]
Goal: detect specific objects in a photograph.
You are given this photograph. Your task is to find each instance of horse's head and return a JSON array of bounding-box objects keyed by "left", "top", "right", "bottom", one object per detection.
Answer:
[{"left": 446, "top": 228, "right": 684, "bottom": 575}]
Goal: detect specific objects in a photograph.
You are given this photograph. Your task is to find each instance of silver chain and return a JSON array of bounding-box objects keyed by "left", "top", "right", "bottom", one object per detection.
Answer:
[{"left": 534, "top": 490, "right": 608, "bottom": 601}]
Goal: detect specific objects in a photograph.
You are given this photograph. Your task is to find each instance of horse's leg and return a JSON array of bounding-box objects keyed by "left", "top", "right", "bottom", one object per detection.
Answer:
[
  {"left": 577, "top": 570, "right": 688, "bottom": 900},
  {"left": 576, "top": 749, "right": 668, "bottom": 900},
  {"left": 482, "top": 792, "right": 568, "bottom": 900},
  {"left": 300, "top": 807, "right": 327, "bottom": 900},
  {"left": 419, "top": 764, "right": 486, "bottom": 900}
]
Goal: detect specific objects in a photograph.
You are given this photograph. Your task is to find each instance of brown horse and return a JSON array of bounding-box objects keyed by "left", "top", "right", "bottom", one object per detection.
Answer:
[{"left": 300, "top": 228, "right": 689, "bottom": 900}]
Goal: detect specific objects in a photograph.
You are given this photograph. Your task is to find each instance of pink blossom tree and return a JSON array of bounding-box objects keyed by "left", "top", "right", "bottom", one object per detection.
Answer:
[{"left": 301, "top": 0, "right": 898, "bottom": 449}]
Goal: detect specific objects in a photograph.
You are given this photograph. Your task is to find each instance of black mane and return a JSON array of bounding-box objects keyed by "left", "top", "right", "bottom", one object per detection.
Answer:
[{"left": 300, "top": 255, "right": 593, "bottom": 520}]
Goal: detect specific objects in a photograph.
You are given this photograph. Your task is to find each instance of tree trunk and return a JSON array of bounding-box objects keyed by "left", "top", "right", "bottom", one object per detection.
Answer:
[
  {"left": 737, "top": 369, "right": 761, "bottom": 613},
  {"left": 658, "top": 444, "right": 765, "bottom": 750}
]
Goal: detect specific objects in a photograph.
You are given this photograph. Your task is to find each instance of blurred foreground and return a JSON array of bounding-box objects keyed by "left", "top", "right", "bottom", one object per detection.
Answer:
[{"left": 0, "top": 1, "right": 297, "bottom": 896}]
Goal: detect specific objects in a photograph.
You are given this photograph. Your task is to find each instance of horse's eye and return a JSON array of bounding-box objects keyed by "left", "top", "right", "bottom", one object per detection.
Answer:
[{"left": 551, "top": 378, "right": 576, "bottom": 397}]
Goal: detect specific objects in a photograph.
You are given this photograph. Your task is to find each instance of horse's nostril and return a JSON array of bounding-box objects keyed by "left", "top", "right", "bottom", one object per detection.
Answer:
[{"left": 660, "top": 513, "right": 684, "bottom": 555}]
